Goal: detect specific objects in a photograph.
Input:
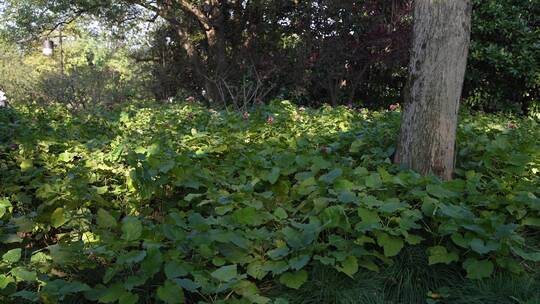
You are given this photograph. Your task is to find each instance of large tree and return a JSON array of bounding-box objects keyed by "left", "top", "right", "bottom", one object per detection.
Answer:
[{"left": 394, "top": 0, "right": 472, "bottom": 180}]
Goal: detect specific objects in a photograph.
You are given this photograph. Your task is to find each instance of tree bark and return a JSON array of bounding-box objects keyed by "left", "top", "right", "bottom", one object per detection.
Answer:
[{"left": 394, "top": 0, "right": 472, "bottom": 180}]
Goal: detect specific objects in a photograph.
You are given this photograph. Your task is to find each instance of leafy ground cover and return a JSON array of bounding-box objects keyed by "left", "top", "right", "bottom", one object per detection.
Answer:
[{"left": 0, "top": 101, "right": 539, "bottom": 303}]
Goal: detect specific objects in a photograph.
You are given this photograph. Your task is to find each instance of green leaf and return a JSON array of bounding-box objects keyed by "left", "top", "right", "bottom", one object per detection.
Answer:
[
  {"left": 119, "top": 292, "right": 139, "bottom": 304},
  {"left": 165, "top": 261, "right": 188, "bottom": 279},
  {"left": 377, "top": 234, "right": 404, "bottom": 257},
  {"left": 121, "top": 217, "right": 142, "bottom": 241},
  {"left": 522, "top": 217, "right": 540, "bottom": 227},
  {"left": 511, "top": 246, "right": 540, "bottom": 262},
  {"left": 174, "top": 278, "right": 200, "bottom": 292},
  {"left": 157, "top": 280, "right": 185, "bottom": 304},
  {"left": 365, "top": 173, "right": 382, "bottom": 189},
  {"left": 266, "top": 167, "right": 281, "bottom": 184},
  {"left": 289, "top": 255, "right": 310, "bottom": 270},
  {"left": 273, "top": 207, "right": 288, "bottom": 219},
  {"left": 0, "top": 274, "right": 14, "bottom": 289},
  {"left": 233, "top": 207, "right": 261, "bottom": 226},
  {"left": 247, "top": 261, "right": 268, "bottom": 280},
  {"left": 268, "top": 247, "right": 290, "bottom": 260},
  {"left": 279, "top": 270, "right": 308, "bottom": 289},
  {"left": 2, "top": 248, "right": 21, "bottom": 263},
  {"left": 358, "top": 258, "right": 379, "bottom": 272},
  {"left": 51, "top": 207, "right": 68, "bottom": 228},
  {"left": 320, "top": 206, "right": 350, "bottom": 230},
  {"left": 427, "top": 246, "right": 459, "bottom": 265},
  {"left": 117, "top": 250, "right": 146, "bottom": 264},
  {"left": 469, "top": 238, "right": 499, "bottom": 254},
  {"left": 337, "top": 190, "right": 356, "bottom": 204},
  {"left": 98, "top": 283, "right": 125, "bottom": 303},
  {"left": 426, "top": 184, "right": 455, "bottom": 199},
  {"left": 97, "top": 208, "right": 117, "bottom": 229},
  {"left": 319, "top": 169, "right": 342, "bottom": 184},
  {"left": 233, "top": 280, "right": 269, "bottom": 304},
  {"left": 357, "top": 208, "right": 380, "bottom": 225},
  {"left": 463, "top": 258, "right": 494, "bottom": 280},
  {"left": 211, "top": 264, "right": 237, "bottom": 282},
  {"left": 20, "top": 159, "right": 33, "bottom": 171},
  {"left": 58, "top": 281, "right": 91, "bottom": 294},
  {"left": 337, "top": 256, "right": 358, "bottom": 278},
  {"left": 349, "top": 139, "right": 364, "bottom": 153},
  {"left": 11, "top": 290, "right": 39, "bottom": 301},
  {"left": 0, "top": 198, "right": 12, "bottom": 218},
  {"left": 10, "top": 267, "right": 37, "bottom": 282}
]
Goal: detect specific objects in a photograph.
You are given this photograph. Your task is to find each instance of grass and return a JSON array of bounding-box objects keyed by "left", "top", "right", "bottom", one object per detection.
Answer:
[{"left": 279, "top": 246, "right": 540, "bottom": 304}]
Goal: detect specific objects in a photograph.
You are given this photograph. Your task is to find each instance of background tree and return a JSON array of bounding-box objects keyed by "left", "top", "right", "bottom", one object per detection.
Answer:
[{"left": 394, "top": 0, "right": 472, "bottom": 180}]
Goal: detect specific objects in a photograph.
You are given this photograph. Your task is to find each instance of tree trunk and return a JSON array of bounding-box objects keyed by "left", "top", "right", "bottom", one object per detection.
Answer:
[{"left": 394, "top": 0, "right": 472, "bottom": 181}]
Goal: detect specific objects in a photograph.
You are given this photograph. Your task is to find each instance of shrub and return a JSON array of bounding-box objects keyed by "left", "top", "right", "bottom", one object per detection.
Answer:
[{"left": 0, "top": 102, "right": 538, "bottom": 303}]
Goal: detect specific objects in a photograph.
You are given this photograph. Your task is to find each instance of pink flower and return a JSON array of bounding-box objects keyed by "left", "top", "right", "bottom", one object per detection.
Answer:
[
  {"left": 507, "top": 122, "right": 518, "bottom": 129},
  {"left": 299, "top": 106, "right": 306, "bottom": 112},
  {"left": 243, "top": 111, "right": 250, "bottom": 120},
  {"left": 389, "top": 103, "right": 399, "bottom": 111},
  {"left": 267, "top": 115, "right": 274, "bottom": 124},
  {"left": 186, "top": 96, "right": 195, "bottom": 102}
]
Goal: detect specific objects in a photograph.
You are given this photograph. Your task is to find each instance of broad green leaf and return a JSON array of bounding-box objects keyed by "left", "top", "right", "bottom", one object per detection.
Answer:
[
  {"left": 2, "top": 248, "right": 21, "bottom": 263},
  {"left": 211, "top": 264, "right": 237, "bottom": 282},
  {"left": 357, "top": 208, "right": 380, "bottom": 225},
  {"left": 337, "top": 190, "right": 356, "bottom": 204},
  {"left": 247, "top": 261, "right": 269, "bottom": 280},
  {"left": 273, "top": 207, "right": 288, "bottom": 219},
  {"left": 377, "top": 234, "right": 404, "bottom": 257},
  {"left": 51, "top": 208, "right": 68, "bottom": 228},
  {"left": 10, "top": 267, "right": 37, "bottom": 281},
  {"left": 0, "top": 198, "right": 11, "bottom": 218},
  {"left": 427, "top": 246, "right": 459, "bottom": 265},
  {"left": 266, "top": 167, "right": 281, "bottom": 184},
  {"left": 98, "top": 283, "right": 125, "bottom": 303},
  {"left": 58, "top": 281, "right": 91, "bottom": 294},
  {"left": 365, "top": 173, "right": 382, "bottom": 189},
  {"left": 522, "top": 217, "right": 540, "bottom": 227},
  {"left": 233, "top": 207, "right": 262, "bottom": 226},
  {"left": 121, "top": 217, "right": 142, "bottom": 241},
  {"left": 463, "top": 258, "right": 494, "bottom": 280},
  {"left": 319, "top": 168, "right": 342, "bottom": 184},
  {"left": 320, "top": 206, "right": 350, "bottom": 230},
  {"left": 337, "top": 256, "right": 358, "bottom": 278},
  {"left": 11, "top": 290, "right": 39, "bottom": 301},
  {"left": 0, "top": 274, "right": 14, "bottom": 289},
  {"left": 358, "top": 258, "right": 379, "bottom": 272},
  {"left": 20, "top": 159, "right": 33, "bottom": 171},
  {"left": 279, "top": 270, "right": 308, "bottom": 289},
  {"left": 511, "top": 246, "right": 540, "bottom": 262},
  {"left": 174, "top": 278, "right": 200, "bottom": 292},
  {"left": 157, "top": 280, "right": 185, "bottom": 304},
  {"left": 268, "top": 247, "right": 290, "bottom": 260},
  {"left": 117, "top": 250, "right": 146, "bottom": 264},
  {"left": 426, "top": 184, "right": 455, "bottom": 199},
  {"left": 289, "top": 255, "right": 310, "bottom": 270},
  {"left": 119, "top": 292, "right": 139, "bottom": 304},
  {"left": 97, "top": 208, "right": 117, "bottom": 228},
  {"left": 165, "top": 261, "right": 188, "bottom": 279},
  {"left": 469, "top": 238, "right": 499, "bottom": 254}
]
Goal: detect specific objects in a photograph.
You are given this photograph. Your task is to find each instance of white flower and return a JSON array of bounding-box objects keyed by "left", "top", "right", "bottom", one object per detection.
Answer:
[{"left": 0, "top": 91, "right": 6, "bottom": 107}]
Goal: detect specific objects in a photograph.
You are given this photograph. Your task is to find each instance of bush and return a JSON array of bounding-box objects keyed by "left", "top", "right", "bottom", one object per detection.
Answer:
[
  {"left": 0, "top": 102, "right": 539, "bottom": 303},
  {"left": 464, "top": 0, "right": 540, "bottom": 114}
]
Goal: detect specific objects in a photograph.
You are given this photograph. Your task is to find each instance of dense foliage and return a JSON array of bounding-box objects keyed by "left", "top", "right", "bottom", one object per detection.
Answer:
[
  {"left": 0, "top": 102, "right": 539, "bottom": 303},
  {"left": 465, "top": 0, "right": 540, "bottom": 114},
  {"left": 2, "top": 0, "right": 537, "bottom": 113}
]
